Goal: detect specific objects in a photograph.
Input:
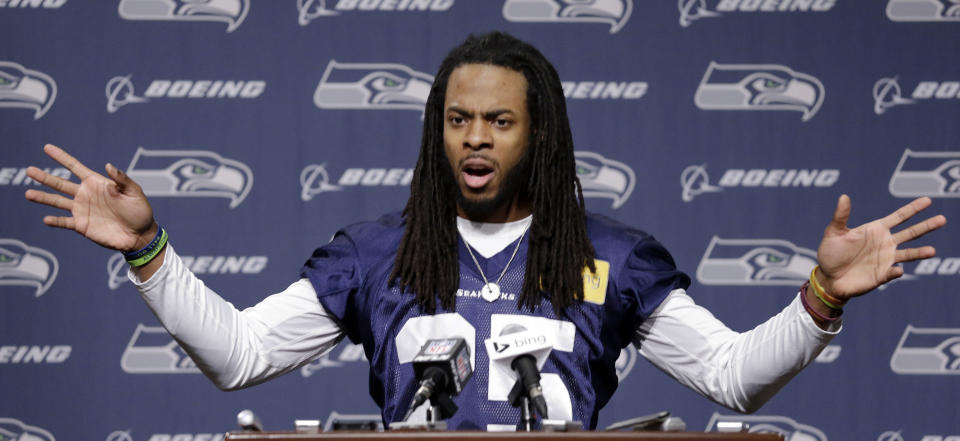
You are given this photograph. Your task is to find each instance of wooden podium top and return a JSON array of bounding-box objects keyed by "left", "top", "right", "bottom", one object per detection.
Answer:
[{"left": 225, "top": 431, "right": 782, "bottom": 441}]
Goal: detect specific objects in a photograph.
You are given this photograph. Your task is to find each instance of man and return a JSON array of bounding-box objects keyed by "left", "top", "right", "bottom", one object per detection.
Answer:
[{"left": 24, "top": 32, "right": 945, "bottom": 430}]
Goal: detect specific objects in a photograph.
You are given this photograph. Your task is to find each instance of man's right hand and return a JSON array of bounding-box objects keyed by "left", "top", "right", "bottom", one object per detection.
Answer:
[{"left": 25, "top": 144, "right": 160, "bottom": 261}]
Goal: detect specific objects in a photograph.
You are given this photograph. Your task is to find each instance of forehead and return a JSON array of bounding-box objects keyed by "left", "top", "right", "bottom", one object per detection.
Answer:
[{"left": 444, "top": 63, "right": 528, "bottom": 112}]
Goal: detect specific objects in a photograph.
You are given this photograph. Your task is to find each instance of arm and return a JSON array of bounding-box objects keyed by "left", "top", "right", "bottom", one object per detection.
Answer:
[
  {"left": 132, "top": 245, "right": 343, "bottom": 390},
  {"left": 25, "top": 144, "right": 344, "bottom": 389},
  {"left": 635, "top": 289, "right": 838, "bottom": 414}
]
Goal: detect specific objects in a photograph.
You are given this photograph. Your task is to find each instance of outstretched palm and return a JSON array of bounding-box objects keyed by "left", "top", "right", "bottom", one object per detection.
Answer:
[
  {"left": 816, "top": 195, "right": 945, "bottom": 300},
  {"left": 25, "top": 144, "right": 156, "bottom": 252}
]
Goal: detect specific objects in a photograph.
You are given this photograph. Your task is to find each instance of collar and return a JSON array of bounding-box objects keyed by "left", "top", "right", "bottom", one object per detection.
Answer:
[{"left": 456, "top": 215, "right": 532, "bottom": 259}]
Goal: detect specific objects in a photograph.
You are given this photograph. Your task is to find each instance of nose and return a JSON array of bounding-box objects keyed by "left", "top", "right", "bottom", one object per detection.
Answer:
[{"left": 464, "top": 120, "right": 492, "bottom": 150}]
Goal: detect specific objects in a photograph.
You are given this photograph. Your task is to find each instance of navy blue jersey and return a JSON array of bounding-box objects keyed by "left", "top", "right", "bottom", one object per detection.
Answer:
[{"left": 300, "top": 212, "right": 689, "bottom": 430}]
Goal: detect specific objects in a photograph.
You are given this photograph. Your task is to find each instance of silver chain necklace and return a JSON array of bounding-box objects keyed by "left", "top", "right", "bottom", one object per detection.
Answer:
[{"left": 463, "top": 228, "right": 527, "bottom": 303}]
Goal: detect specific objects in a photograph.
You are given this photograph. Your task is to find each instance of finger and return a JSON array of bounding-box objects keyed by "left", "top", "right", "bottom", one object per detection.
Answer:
[
  {"left": 43, "top": 144, "right": 96, "bottom": 180},
  {"left": 26, "top": 166, "right": 79, "bottom": 196},
  {"left": 42, "top": 215, "right": 76, "bottom": 231},
  {"left": 885, "top": 265, "right": 905, "bottom": 282},
  {"left": 880, "top": 197, "right": 932, "bottom": 229},
  {"left": 895, "top": 246, "right": 937, "bottom": 263},
  {"left": 827, "top": 194, "right": 851, "bottom": 232},
  {"left": 892, "top": 214, "right": 947, "bottom": 244},
  {"left": 105, "top": 163, "right": 134, "bottom": 192},
  {"left": 24, "top": 189, "right": 74, "bottom": 212}
]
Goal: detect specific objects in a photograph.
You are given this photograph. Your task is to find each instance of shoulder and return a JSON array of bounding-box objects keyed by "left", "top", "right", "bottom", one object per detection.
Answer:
[
  {"left": 338, "top": 211, "right": 406, "bottom": 249},
  {"left": 585, "top": 212, "right": 686, "bottom": 278},
  {"left": 585, "top": 212, "right": 659, "bottom": 255}
]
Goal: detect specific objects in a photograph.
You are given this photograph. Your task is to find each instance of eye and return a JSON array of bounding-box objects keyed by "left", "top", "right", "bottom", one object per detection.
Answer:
[
  {"left": 448, "top": 115, "right": 466, "bottom": 126},
  {"left": 493, "top": 118, "right": 511, "bottom": 128},
  {"left": 0, "top": 254, "right": 13, "bottom": 263}
]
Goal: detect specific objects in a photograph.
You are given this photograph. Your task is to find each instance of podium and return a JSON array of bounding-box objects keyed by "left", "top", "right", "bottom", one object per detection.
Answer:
[{"left": 225, "top": 432, "right": 783, "bottom": 441}]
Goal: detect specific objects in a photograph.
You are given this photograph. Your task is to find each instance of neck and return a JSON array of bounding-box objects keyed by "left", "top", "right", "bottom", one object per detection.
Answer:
[{"left": 457, "top": 195, "right": 532, "bottom": 223}]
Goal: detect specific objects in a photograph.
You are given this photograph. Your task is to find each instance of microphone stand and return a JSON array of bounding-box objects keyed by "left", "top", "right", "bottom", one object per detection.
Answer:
[{"left": 508, "top": 378, "right": 538, "bottom": 431}]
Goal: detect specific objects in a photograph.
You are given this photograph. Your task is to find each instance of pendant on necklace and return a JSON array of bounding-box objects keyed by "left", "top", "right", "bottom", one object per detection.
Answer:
[{"left": 480, "top": 283, "right": 501, "bottom": 302}]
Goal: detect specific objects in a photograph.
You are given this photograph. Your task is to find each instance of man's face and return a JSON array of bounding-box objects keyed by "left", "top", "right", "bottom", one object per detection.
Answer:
[{"left": 443, "top": 63, "right": 532, "bottom": 222}]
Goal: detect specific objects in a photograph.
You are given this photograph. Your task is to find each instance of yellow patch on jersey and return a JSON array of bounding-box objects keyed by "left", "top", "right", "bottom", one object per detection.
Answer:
[{"left": 582, "top": 259, "right": 609, "bottom": 305}]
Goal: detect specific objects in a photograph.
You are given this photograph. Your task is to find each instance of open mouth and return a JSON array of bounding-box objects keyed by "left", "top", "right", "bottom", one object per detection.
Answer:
[{"left": 462, "top": 162, "right": 495, "bottom": 189}]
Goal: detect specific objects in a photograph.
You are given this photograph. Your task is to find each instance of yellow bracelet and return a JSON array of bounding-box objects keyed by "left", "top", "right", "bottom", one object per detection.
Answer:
[{"left": 809, "top": 266, "right": 845, "bottom": 309}]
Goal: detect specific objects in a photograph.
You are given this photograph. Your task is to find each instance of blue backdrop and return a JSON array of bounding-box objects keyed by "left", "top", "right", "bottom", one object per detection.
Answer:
[{"left": 2, "top": 1, "right": 959, "bottom": 441}]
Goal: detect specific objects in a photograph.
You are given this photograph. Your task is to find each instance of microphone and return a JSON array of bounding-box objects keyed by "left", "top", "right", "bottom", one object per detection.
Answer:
[
  {"left": 402, "top": 337, "right": 473, "bottom": 421},
  {"left": 484, "top": 324, "right": 552, "bottom": 420}
]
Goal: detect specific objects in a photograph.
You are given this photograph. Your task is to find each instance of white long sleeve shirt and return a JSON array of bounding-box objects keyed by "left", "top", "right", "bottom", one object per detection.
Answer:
[{"left": 130, "top": 219, "right": 839, "bottom": 418}]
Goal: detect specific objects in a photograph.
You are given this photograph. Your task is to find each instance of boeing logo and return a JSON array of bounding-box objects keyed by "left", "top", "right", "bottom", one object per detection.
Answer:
[
  {"left": 0, "top": 418, "right": 56, "bottom": 441},
  {"left": 300, "top": 163, "right": 413, "bottom": 201},
  {"left": 0, "top": 0, "right": 66, "bottom": 7},
  {"left": 107, "top": 252, "right": 267, "bottom": 290},
  {"left": 561, "top": 81, "right": 647, "bottom": 99},
  {"left": 0, "top": 345, "right": 71, "bottom": 363},
  {"left": 575, "top": 150, "right": 635, "bottom": 209},
  {"left": 314, "top": 61, "right": 432, "bottom": 114},
  {"left": 889, "top": 149, "right": 960, "bottom": 198},
  {"left": 705, "top": 413, "right": 827, "bottom": 441},
  {"left": 298, "top": 0, "right": 454, "bottom": 25},
  {"left": 125, "top": 147, "right": 253, "bottom": 208},
  {"left": 0, "top": 61, "right": 57, "bottom": 119},
  {"left": 874, "top": 78, "right": 960, "bottom": 114},
  {"left": 696, "top": 236, "right": 817, "bottom": 286},
  {"left": 0, "top": 238, "right": 58, "bottom": 297},
  {"left": 694, "top": 62, "right": 825, "bottom": 121},
  {"left": 887, "top": 0, "right": 960, "bottom": 21},
  {"left": 679, "top": 0, "right": 836, "bottom": 27},
  {"left": 106, "top": 75, "right": 264, "bottom": 112},
  {"left": 502, "top": 0, "right": 632, "bottom": 33},
  {"left": 106, "top": 75, "right": 149, "bottom": 113},
  {"left": 118, "top": 0, "right": 250, "bottom": 32},
  {"left": 0, "top": 166, "right": 70, "bottom": 185},
  {"left": 873, "top": 77, "right": 915, "bottom": 115},
  {"left": 890, "top": 325, "right": 960, "bottom": 375},
  {"left": 121, "top": 324, "right": 200, "bottom": 374},
  {"left": 681, "top": 164, "right": 839, "bottom": 202}
]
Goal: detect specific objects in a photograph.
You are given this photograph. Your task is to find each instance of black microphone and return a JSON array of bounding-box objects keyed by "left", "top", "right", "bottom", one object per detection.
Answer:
[
  {"left": 402, "top": 337, "right": 473, "bottom": 421},
  {"left": 485, "top": 324, "right": 551, "bottom": 420}
]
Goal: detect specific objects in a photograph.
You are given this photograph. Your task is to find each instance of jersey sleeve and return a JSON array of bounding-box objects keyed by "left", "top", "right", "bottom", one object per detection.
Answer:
[
  {"left": 615, "top": 237, "right": 692, "bottom": 327},
  {"left": 299, "top": 232, "right": 366, "bottom": 344}
]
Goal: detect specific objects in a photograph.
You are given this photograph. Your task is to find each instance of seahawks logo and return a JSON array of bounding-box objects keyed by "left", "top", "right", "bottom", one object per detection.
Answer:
[
  {"left": 696, "top": 236, "right": 817, "bottom": 286},
  {"left": 889, "top": 149, "right": 960, "bottom": 198},
  {"left": 0, "top": 61, "right": 57, "bottom": 119},
  {"left": 0, "top": 238, "right": 59, "bottom": 297},
  {"left": 887, "top": 0, "right": 960, "bottom": 21},
  {"left": 117, "top": 0, "right": 250, "bottom": 32},
  {"left": 694, "top": 62, "right": 825, "bottom": 122},
  {"left": 502, "top": 0, "right": 632, "bottom": 33},
  {"left": 575, "top": 151, "right": 635, "bottom": 209},
  {"left": 313, "top": 61, "right": 433, "bottom": 114},
  {"left": 120, "top": 324, "right": 200, "bottom": 374},
  {"left": 0, "top": 418, "right": 56, "bottom": 441},
  {"left": 125, "top": 147, "right": 254, "bottom": 208},
  {"left": 890, "top": 325, "right": 960, "bottom": 375},
  {"left": 705, "top": 413, "right": 827, "bottom": 441}
]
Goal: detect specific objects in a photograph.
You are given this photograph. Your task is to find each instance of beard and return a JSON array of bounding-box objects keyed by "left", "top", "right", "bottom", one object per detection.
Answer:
[{"left": 457, "top": 147, "right": 533, "bottom": 221}]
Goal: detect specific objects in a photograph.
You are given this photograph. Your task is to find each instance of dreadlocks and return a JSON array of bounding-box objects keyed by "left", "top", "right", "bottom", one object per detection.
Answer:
[{"left": 389, "top": 31, "right": 596, "bottom": 314}]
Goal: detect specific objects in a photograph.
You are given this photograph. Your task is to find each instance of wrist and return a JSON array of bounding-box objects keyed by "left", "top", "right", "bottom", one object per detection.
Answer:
[
  {"left": 812, "top": 266, "right": 847, "bottom": 307},
  {"left": 130, "top": 221, "right": 159, "bottom": 252}
]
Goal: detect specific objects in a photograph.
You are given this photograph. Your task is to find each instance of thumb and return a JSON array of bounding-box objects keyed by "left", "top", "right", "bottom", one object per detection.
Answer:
[
  {"left": 105, "top": 163, "right": 132, "bottom": 191},
  {"left": 827, "top": 194, "right": 851, "bottom": 234}
]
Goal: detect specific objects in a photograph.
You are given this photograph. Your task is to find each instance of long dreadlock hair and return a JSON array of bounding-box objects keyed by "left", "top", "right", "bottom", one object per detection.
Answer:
[{"left": 389, "top": 31, "right": 596, "bottom": 315}]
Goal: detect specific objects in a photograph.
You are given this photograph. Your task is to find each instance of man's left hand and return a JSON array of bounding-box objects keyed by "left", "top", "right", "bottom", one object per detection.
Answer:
[{"left": 815, "top": 195, "right": 946, "bottom": 301}]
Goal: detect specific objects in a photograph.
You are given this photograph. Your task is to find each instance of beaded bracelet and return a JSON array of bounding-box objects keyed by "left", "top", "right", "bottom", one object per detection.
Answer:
[{"left": 123, "top": 227, "right": 168, "bottom": 267}]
